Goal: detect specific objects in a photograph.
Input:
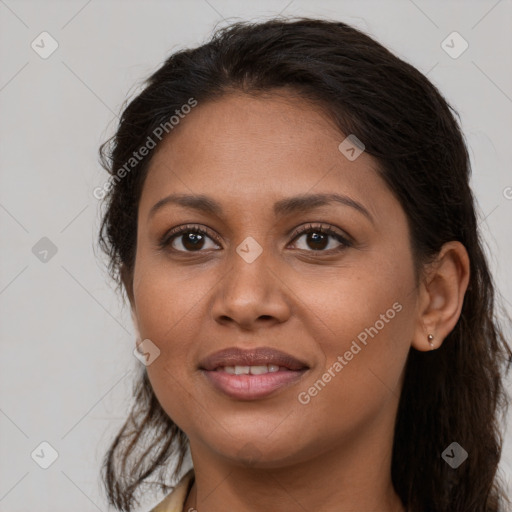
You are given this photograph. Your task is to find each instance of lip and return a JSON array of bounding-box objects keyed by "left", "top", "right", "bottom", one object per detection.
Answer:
[
  {"left": 199, "top": 347, "right": 310, "bottom": 401},
  {"left": 199, "top": 347, "right": 309, "bottom": 371}
]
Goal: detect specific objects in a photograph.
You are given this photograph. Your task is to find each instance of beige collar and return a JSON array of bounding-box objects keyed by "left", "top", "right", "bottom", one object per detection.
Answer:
[{"left": 150, "top": 469, "right": 195, "bottom": 512}]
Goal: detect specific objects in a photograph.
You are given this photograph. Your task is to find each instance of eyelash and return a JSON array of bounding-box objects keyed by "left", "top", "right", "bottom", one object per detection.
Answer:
[{"left": 158, "top": 223, "right": 352, "bottom": 255}]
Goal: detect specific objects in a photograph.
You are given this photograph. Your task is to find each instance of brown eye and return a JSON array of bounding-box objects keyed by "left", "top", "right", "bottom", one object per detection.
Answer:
[
  {"left": 290, "top": 224, "right": 351, "bottom": 252},
  {"left": 177, "top": 231, "right": 207, "bottom": 251},
  {"left": 159, "top": 226, "right": 220, "bottom": 252},
  {"left": 302, "top": 231, "right": 330, "bottom": 250}
]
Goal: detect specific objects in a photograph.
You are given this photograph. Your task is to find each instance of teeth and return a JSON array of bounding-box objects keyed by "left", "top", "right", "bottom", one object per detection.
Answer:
[
  {"left": 248, "top": 365, "right": 268, "bottom": 375},
  {"left": 218, "top": 364, "right": 283, "bottom": 375}
]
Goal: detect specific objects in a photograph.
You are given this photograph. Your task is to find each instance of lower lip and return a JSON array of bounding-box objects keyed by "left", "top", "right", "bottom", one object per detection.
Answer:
[{"left": 201, "top": 368, "right": 307, "bottom": 400}]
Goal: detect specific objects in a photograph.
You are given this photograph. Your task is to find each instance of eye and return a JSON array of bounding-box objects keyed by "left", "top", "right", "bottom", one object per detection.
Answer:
[
  {"left": 289, "top": 223, "right": 352, "bottom": 253},
  {"left": 159, "top": 225, "right": 221, "bottom": 253},
  {"left": 159, "top": 223, "right": 352, "bottom": 255}
]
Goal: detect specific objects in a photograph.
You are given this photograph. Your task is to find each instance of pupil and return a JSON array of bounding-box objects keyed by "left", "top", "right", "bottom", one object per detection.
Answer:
[
  {"left": 308, "top": 232, "right": 327, "bottom": 250},
  {"left": 183, "top": 233, "right": 204, "bottom": 250}
]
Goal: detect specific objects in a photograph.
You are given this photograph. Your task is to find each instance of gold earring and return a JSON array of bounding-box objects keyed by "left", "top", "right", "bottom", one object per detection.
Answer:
[{"left": 427, "top": 334, "right": 434, "bottom": 350}]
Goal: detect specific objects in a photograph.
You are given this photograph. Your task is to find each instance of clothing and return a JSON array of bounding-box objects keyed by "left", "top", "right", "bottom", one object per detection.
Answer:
[
  {"left": 148, "top": 469, "right": 407, "bottom": 511},
  {"left": 149, "top": 469, "right": 195, "bottom": 512}
]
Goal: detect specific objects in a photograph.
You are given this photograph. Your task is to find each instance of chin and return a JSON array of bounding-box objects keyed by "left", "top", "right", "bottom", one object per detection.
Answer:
[{"left": 196, "top": 432, "right": 309, "bottom": 469}]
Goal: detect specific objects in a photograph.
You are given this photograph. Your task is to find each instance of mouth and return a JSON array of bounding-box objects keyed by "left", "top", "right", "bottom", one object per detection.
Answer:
[{"left": 198, "top": 347, "right": 310, "bottom": 401}]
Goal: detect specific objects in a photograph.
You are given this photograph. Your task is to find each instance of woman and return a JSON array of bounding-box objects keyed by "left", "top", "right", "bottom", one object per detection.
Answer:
[{"left": 97, "top": 17, "right": 512, "bottom": 512}]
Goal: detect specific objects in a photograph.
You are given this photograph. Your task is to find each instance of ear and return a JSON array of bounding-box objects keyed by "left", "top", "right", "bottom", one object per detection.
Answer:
[{"left": 411, "top": 241, "right": 470, "bottom": 351}]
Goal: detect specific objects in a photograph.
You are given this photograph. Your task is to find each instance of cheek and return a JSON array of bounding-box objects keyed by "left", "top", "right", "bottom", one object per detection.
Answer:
[
  {"left": 298, "top": 253, "right": 415, "bottom": 400},
  {"left": 132, "top": 255, "right": 213, "bottom": 349},
  {"left": 134, "top": 276, "right": 200, "bottom": 432},
  {"left": 301, "top": 257, "right": 413, "bottom": 348},
  {"left": 294, "top": 293, "right": 412, "bottom": 443},
  {"left": 131, "top": 261, "right": 219, "bottom": 430}
]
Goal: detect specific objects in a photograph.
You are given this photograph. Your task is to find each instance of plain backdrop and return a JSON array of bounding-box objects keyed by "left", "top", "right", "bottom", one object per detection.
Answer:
[{"left": 1, "top": 1, "right": 511, "bottom": 511}]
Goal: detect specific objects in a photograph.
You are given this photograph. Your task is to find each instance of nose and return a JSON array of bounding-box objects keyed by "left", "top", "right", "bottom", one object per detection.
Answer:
[{"left": 210, "top": 248, "right": 291, "bottom": 330}]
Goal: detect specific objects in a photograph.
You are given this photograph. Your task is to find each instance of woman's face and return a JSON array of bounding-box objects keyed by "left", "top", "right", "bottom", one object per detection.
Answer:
[{"left": 129, "top": 92, "right": 420, "bottom": 467}]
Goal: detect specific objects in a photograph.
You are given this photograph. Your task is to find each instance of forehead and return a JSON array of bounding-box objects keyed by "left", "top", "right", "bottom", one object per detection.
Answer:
[{"left": 139, "top": 92, "right": 395, "bottom": 221}]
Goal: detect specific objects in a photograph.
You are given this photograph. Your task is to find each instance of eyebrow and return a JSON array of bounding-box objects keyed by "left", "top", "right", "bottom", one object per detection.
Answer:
[{"left": 148, "top": 192, "right": 374, "bottom": 224}]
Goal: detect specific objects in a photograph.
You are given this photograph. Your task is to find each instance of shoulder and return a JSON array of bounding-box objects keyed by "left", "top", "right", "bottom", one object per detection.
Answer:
[{"left": 149, "top": 469, "right": 195, "bottom": 512}]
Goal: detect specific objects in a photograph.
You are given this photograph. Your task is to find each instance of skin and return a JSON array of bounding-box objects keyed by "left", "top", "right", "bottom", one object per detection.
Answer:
[{"left": 123, "top": 91, "right": 470, "bottom": 512}]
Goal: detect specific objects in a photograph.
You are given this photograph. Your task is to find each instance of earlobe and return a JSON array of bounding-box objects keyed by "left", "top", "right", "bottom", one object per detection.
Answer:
[{"left": 412, "top": 241, "right": 470, "bottom": 352}]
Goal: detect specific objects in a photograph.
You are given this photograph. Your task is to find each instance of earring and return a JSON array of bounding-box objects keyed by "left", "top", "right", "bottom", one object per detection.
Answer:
[{"left": 427, "top": 334, "right": 434, "bottom": 350}]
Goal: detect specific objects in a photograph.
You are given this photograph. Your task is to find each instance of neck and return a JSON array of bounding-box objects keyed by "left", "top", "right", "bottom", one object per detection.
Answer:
[{"left": 183, "top": 413, "right": 405, "bottom": 512}]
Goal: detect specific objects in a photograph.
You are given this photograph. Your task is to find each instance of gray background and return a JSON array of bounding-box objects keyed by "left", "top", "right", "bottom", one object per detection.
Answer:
[{"left": 1, "top": 0, "right": 511, "bottom": 510}]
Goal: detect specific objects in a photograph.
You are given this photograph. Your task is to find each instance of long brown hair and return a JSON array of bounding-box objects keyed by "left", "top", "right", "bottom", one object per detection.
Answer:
[{"left": 97, "top": 17, "right": 512, "bottom": 511}]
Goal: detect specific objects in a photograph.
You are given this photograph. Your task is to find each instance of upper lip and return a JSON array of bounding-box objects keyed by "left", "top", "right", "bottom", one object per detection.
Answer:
[{"left": 199, "top": 347, "right": 309, "bottom": 371}]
